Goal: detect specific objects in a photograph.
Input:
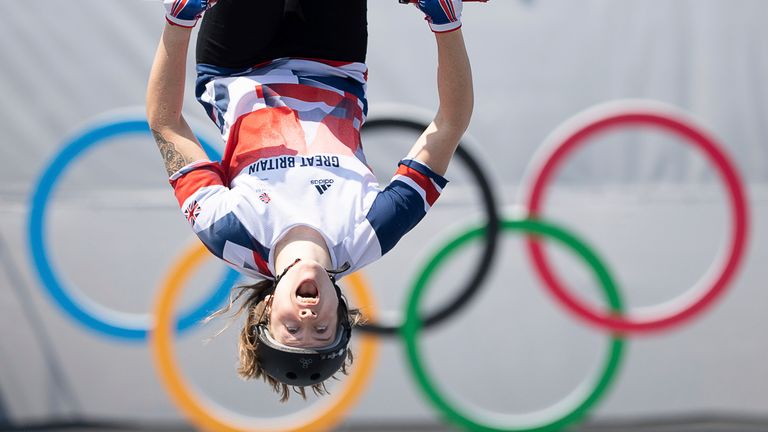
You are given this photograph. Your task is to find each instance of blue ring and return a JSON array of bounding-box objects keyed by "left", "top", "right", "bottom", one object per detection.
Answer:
[{"left": 28, "top": 118, "right": 238, "bottom": 340}]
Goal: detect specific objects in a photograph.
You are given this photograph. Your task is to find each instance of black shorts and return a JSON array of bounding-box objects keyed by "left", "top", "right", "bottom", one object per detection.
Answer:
[{"left": 196, "top": 0, "right": 368, "bottom": 69}]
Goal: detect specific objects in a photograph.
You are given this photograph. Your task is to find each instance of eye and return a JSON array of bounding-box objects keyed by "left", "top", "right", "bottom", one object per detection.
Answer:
[
  {"left": 286, "top": 326, "right": 299, "bottom": 334},
  {"left": 315, "top": 326, "right": 328, "bottom": 334}
]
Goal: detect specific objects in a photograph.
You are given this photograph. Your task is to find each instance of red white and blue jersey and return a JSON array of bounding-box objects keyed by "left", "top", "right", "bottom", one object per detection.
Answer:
[{"left": 170, "top": 58, "right": 447, "bottom": 280}]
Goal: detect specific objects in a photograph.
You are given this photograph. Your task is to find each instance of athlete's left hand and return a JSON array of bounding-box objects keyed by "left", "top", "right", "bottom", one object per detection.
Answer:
[
  {"left": 164, "top": 0, "right": 216, "bottom": 28},
  {"left": 414, "top": 0, "right": 463, "bottom": 33}
]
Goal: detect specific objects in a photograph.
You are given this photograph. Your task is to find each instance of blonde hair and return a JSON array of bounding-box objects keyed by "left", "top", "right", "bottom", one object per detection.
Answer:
[{"left": 208, "top": 279, "right": 364, "bottom": 402}]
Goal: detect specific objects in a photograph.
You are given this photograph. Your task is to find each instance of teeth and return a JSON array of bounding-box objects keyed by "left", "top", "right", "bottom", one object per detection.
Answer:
[{"left": 297, "top": 295, "right": 319, "bottom": 305}]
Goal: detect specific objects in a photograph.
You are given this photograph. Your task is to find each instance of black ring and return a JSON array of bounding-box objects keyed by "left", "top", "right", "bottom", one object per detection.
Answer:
[{"left": 356, "top": 117, "right": 501, "bottom": 335}]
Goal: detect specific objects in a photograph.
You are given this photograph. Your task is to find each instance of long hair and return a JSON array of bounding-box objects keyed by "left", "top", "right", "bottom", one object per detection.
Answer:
[{"left": 207, "top": 279, "right": 364, "bottom": 402}]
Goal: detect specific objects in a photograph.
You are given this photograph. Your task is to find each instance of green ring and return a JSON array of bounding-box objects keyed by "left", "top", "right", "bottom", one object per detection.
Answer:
[{"left": 401, "top": 218, "right": 626, "bottom": 432}]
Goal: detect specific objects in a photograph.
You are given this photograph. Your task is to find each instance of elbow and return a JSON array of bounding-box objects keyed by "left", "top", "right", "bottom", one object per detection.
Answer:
[
  {"left": 456, "top": 98, "right": 474, "bottom": 134},
  {"left": 457, "top": 82, "right": 475, "bottom": 132},
  {"left": 146, "top": 108, "right": 161, "bottom": 132},
  {"left": 435, "top": 80, "right": 474, "bottom": 136},
  {"left": 145, "top": 99, "right": 164, "bottom": 132},
  {"left": 146, "top": 101, "right": 179, "bottom": 133},
  {"left": 435, "top": 98, "right": 474, "bottom": 139}
]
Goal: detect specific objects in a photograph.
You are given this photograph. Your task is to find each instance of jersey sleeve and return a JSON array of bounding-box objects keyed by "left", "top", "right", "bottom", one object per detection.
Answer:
[
  {"left": 364, "top": 158, "right": 448, "bottom": 256},
  {"left": 169, "top": 161, "right": 273, "bottom": 277},
  {"left": 170, "top": 160, "right": 228, "bottom": 209}
]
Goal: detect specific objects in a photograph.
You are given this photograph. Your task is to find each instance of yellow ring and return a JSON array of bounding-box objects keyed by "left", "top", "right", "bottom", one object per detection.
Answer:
[{"left": 150, "top": 243, "right": 379, "bottom": 432}]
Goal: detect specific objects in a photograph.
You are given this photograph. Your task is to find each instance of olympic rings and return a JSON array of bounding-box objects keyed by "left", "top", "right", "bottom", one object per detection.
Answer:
[
  {"left": 358, "top": 117, "right": 502, "bottom": 335},
  {"left": 27, "top": 118, "right": 238, "bottom": 340},
  {"left": 521, "top": 100, "right": 750, "bottom": 333},
  {"left": 27, "top": 101, "right": 750, "bottom": 431},
  {"left": 150, "top": 244, "right": 380, "bottom": 432},
  {"left": 402, "top": 218, "right": 626, "bottom": 432}
]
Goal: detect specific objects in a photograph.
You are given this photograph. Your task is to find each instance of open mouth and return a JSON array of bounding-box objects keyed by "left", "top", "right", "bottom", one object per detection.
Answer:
[{"left": 296, "top": 283, "right": 319, "bottom": 304}]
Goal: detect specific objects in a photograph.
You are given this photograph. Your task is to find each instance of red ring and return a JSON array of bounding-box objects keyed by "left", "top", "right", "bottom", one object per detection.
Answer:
[{"left": 523, "top": 100, "right": 749, "bottom": 333}]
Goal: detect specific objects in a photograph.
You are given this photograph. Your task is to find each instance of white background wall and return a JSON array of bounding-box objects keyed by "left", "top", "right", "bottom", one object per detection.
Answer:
[{"left": 1, "top": 0, "right": 767, "bottom": 429}]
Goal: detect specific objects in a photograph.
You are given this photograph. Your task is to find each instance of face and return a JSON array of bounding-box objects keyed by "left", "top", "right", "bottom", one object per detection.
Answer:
[{"left": 267, "top": 260, "right": 340, "bottom": 348}]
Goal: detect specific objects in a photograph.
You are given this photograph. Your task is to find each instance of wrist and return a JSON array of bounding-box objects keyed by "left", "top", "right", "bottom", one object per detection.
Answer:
[
  {"left": 165, "top": 15, "right": 198, "bottom": 28},
  {"left": 428, "top": 20, "right": 462, "bottom": 33},
  {"left": 162, "top": 21, "right": 195, "bottom": 45}
]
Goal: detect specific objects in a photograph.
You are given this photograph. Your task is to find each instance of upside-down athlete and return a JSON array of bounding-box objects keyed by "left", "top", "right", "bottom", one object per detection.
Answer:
[{"left": 147, "top": 0, "right": 474, "bottom": 401}]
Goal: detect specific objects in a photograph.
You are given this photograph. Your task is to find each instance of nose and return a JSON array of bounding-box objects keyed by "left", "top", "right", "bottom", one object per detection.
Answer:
[{"left": 299, "top": 308, "right": 317, "bottom": 319}]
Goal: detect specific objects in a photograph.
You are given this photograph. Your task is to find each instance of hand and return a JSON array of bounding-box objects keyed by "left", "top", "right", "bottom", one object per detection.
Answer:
[
  {"left": 414, "top": 0, "right": 463, "bottom": 33},
  {"left": 164, "top": 0, "right": 216, "bottom": 28}
]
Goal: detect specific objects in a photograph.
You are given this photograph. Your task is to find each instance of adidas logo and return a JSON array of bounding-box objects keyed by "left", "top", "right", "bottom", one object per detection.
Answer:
[{"left": 311, "top": 179, "right": 334, "bottom": 195}]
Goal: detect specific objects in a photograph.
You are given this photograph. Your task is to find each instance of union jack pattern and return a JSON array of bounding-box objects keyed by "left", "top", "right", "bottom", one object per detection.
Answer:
[
  {"left": 438, "top": 0, "right": 457, "bottom": 21},
  {"left": 167, "top": 59, "right": 447, "bottom": 281},
  {"left": 196, "top": 58, "right": 369, "bottom": 177},
  {"left": 416, "top": 0, "right": 463, "bottom": 32},
  {"left": 164, "top": 0, "right": 212, "bottom": 27},
  {"left": 170, "top": 0, "right": 187, "bottom": 16},
  {"left": 184, "top": 200, "right": 201, "bottom": 226}
]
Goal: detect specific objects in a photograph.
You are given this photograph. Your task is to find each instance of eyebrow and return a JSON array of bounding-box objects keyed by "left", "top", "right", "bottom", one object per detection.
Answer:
[{"left": 279, "top": 328, "right": 333, "bottom": 346}]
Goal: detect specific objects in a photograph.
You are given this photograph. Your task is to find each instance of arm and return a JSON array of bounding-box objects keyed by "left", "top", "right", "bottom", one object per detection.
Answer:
[
  {"left": 405, "top": 29, "right": 474, "bottom": 176},
  {"left": 146, "top": 23, "right": 208, "bottom": 176}
]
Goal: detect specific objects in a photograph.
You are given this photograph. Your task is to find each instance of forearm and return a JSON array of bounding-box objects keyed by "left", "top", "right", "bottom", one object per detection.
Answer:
[
  {"left": 146, "top": 23, "right": 207, "bottom": 175},
  {"left": 405, "top": 29, "right": 474, "bottom": 175},
  {"left": 147, "top": 24, "right": 192, "bottom": 128},
  {"left": 433, "top": 29, "right": 474, "bottom": 137}
]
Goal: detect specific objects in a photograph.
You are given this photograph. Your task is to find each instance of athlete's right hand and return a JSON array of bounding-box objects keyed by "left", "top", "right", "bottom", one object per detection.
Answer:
[{"left": 164, "top": 0, "right": 216, "bottom": 28}]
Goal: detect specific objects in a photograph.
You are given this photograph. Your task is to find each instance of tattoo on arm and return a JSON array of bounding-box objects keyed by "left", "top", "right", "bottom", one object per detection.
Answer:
[{"left": 152, "top": 129, "right": 192, "bottom": 176}]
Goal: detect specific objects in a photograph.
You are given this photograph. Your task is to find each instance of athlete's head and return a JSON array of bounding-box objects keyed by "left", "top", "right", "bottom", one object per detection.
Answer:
[
  {"left": 212, "top": 259, "right": 362, "bottom": 402},
  {"left": 266, "top": 259, "right": 341, "bottom": 347}
]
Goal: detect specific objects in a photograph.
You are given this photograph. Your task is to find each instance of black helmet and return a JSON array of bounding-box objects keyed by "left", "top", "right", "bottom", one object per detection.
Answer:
[
  {"left": 255, "top": 259, "right": 353, "bottom": 387},
  {"left": 255, "top": 318, "right": 351, "bottom": 386}
]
